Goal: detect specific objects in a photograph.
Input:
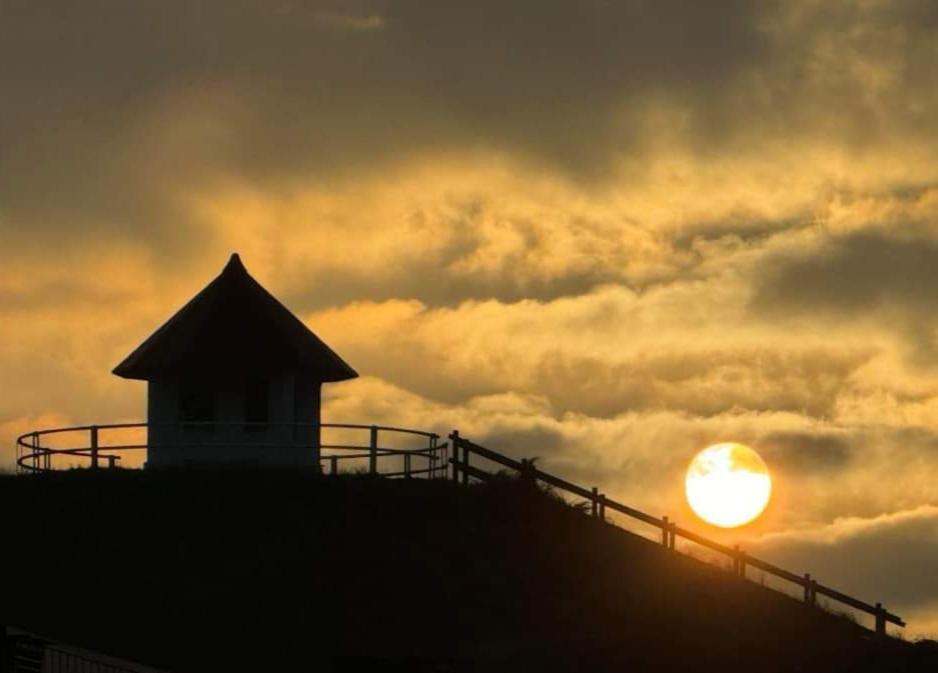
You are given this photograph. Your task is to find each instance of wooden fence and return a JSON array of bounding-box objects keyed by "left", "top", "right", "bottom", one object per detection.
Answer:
[{"left": 448, "top": 431, "right": 905, "bottom": 638}]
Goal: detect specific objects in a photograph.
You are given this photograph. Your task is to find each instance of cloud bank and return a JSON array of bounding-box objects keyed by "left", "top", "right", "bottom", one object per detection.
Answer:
[{"left": 2, "top": 0, "right": 937, "bottom": 636}]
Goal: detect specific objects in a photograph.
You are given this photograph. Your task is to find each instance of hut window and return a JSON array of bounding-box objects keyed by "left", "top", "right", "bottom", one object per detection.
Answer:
[
  {"left": 180, "top": 381, "right": 215, "bottom": 430},
  {"left": 244, "top": 378, "right": 269, "bottom": 431}
]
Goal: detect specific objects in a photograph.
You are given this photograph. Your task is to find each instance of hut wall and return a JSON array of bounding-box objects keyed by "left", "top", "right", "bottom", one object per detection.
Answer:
[{"left": 145, "top": 374, "right": 321, "bottom": 469}]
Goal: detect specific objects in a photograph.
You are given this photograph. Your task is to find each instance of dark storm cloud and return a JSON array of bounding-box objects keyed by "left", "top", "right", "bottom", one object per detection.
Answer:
[
  {"left": 754, "top": 506, "right": 938, "bottom": 611},
  {"left": 0, "top": 0, "right": 770, "bottom": 269},
  {"left": 755, "top": 232, "right": 938, "bottom": 315},
  {"left": 0, "top": 1, "right": 802, "bottom": 247},
  {"left": 752, "top": 229, "right": 938, "bottom": 361},
  {"left": 379, "top": 0, "right": 768, "bottom": 171},
  {"left": 760, "top": 431, "right": 852, "bottom": 473},
  {"left": 6, "top": 0, "right": 938, "bottom": 290}
]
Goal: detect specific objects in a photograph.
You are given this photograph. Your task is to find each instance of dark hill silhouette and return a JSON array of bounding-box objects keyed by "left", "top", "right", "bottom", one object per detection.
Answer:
[{"left": 1, "top": 470, "right": 935, "bottom": 672}]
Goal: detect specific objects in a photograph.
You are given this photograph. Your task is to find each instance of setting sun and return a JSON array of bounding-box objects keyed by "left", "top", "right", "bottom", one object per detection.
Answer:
[{"left": 686, "top": 443, "right": 772, "bottom": 528}]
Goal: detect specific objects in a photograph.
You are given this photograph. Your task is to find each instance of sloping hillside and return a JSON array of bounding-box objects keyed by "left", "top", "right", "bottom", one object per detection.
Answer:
[{"left": 0, "top": 470, "right": 934, "bottom": 672}]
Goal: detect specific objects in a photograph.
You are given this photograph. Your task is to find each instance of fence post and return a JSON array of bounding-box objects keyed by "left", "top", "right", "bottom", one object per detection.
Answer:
[
  {"left": 90, "top": 425, "right": 99, "bottom": 470},
  {"left": 461, "top": 439, "right": 470, "bottom": 486},
  {"left": 404, "top": 453, "right": 412, "bottom": 479},
  {"left": 430, "top": 436, "right": 438, "bottom": 479},
  {"left": 598, "top": 493, "right": 606, "bottom": 521},
  {"left": 875, "top": 603, "right": 886, "bottom": 639},
  {"left": 369, "top": 426, "right": 378, "bottom": 474},
  {"left": 449, "top": 431, "right": 460, "bottom": 481},
  {"left": 662, "top": 516, "right": 670, "bottom": 547},
  {"left": 802, "top": 575, "right": 818, "bottom": 607},
  {"left": 731, "top": 545, "right": 743, "bottom": 576},
  {"left": 330, "top": 455, "right": 338, "bottom": 476},
  {"left": 737, "top": 548, "right": 746, "bottom": 578},
  {"left": 591, "top": 487, "right": 599, "bottom": 517}
]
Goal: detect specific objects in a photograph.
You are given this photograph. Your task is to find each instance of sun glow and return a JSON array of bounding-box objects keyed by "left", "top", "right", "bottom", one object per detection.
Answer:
[{"left": 685, "top": 443, "right": 772, "bottom": 528}]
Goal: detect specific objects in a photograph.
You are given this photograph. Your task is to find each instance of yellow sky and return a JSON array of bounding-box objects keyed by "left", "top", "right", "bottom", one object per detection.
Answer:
[{"left": 2, "top": 0, "right": 938, "bottom": 637}]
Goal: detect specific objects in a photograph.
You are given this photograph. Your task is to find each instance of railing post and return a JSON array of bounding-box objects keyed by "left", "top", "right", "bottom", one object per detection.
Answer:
[
  {"left": 404, "top": 453, "right": 412, "bottom": 479},
  {"left": 598, "top": 493, "right": 606, "bottom": 521},
  {"left": 662, "top": 516, "right": 670, "bottom": 547},
  {"left": 461, "top": 439, "right": 470, "bottom": 486},
  {"left": 369, "top": 426, "right": 378, "bottom": 475},
  {"left": 875, "top": 603, "right": 886, "bottom": 639},
  {"left": 591, "top": 487, "right": 599, "bottom": 517},
  {"left": 737, "top": 548, "right": 746, "bottom": 578},
  {"left": 330, "top": 455, "right": 338, "bottom": 476},
  {"left": 429, "top": 435, "right": 438, "bottom": 479},
  {"left": 90, "top": 425, "right": 99, "bottom": 470},
  {"left": 803, "top": 573, "right": 812, "bottom": 604},
  {"left": 449, "top": 431, "right": 460, "bottom": 481},
  {"left": 732, "top": 545, "right": 744, "bottom": 576}
]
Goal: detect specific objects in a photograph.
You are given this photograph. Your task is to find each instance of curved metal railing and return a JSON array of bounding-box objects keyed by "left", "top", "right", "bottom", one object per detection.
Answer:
[{"left": 15, "top": 422, "right": 447, "bottom": 479}]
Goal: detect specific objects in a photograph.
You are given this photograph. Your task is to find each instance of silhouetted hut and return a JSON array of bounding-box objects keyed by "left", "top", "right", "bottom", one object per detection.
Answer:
[{"left": 113, "top": 253, "right": 357, "bottom": 468}]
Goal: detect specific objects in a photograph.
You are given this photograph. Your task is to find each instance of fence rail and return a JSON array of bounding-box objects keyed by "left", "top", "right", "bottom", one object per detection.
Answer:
[
  {"left": 15, "top": 423, "right": 448, "bottom": 480},
  {"left": 448, "top": 431, "right": 905, "bottom": 638}
]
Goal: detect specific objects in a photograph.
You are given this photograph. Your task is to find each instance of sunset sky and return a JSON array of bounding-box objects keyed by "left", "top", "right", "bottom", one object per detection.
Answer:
[{"left": 3, "top": 0, "right": 938, "bottom": 636}]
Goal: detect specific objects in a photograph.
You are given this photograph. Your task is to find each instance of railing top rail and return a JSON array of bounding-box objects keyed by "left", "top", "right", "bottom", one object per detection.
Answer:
[
  {"left": 742, "top": 554, "right": 805, "bottom": 586},
  {"left": 17, "top": 422, "right": 438, "bottom": 440},
  {"left": 597, "top": 493, "right": 663, "bottom": 528},
  {"left": 453, "top": 436, "right": 524, "bottom": 471},
  {"left": 812, "top": 581, "right": 904, "bottom": 625},
  {"left": 324, "top": 423, "right": 440, "bottom": 439},
  {"left": 670, "top": 523, "right": 737, "bottom": 558}
]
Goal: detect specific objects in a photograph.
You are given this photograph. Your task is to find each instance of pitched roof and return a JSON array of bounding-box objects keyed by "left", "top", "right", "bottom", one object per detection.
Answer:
[{"left": 113, "top": 254, "right": 358, "bottom": 382}]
